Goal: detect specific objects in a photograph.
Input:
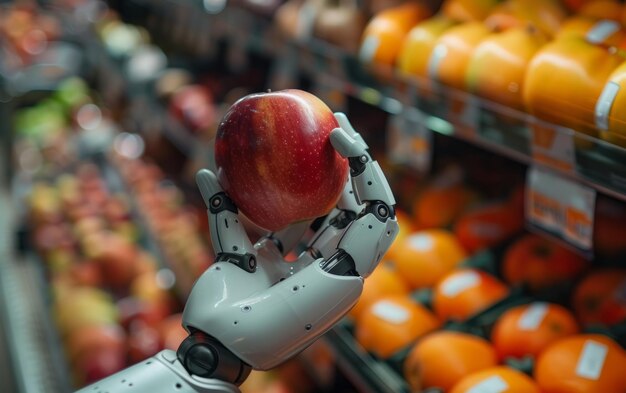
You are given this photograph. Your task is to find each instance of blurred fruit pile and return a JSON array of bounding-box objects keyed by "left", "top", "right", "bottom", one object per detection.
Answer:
[
  {"left": 111, "top": 152, "right": 214, "bottom": 293},
  {"left": 0, "top": 2, "right": 61, "bottom": 67},
  {"left": 345, "top": 164, "right": 626, "bottom": 392},
  {"left": 28, "top": 162, "right": 187, "bottom": 387},
  {"left": 355, "top": 0, "right": 626, "bottom": 147}
]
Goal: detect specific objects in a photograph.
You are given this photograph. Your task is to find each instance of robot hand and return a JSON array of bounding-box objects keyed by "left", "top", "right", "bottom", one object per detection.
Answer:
[{"left": 75, "top": 113, "right": 398, "bottom": 393}]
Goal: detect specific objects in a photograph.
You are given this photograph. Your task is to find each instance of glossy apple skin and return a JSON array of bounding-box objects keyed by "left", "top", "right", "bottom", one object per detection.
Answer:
[{"left": 215, "top": 90, "right": 348, "bottom": 232}]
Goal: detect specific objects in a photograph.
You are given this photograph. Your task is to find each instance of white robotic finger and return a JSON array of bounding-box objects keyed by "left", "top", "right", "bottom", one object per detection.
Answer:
[
  {"left": 333, "top": 112, "right": 368, "bottom": 150},
  {"left": 196, "top": 169, "right": 222, "bottom": 207},
  {"left": 195, "top": 169, "right": 256, "bottom": 265},
  {"left": 329, "top": 127, "right": 368, "bottom": 159}
]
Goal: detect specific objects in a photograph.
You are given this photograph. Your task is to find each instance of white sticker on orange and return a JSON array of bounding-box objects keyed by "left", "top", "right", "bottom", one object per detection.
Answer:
[
  {"left": 518, "top": 302, "right": 549, "bottom": 331},
  {"left": 595, "top": 81, "right": 620, "bottom": 131},
  {"left": 359, "top": 36, "right": 379, "bottom": 63},
  {"left": 576, "top": 340, "right": 608, "bottom": 380},
  {"left": 408, "top": 233, "right": 434, "bottom": 252},
  {"left": 372, "top": 301, "right": 410, "bottom": 324},
  {"left": 586, "top": 20, "right": 620, "bottom": 44},
  {"left": 466, "top": 375, "right": 508, "bottom": 393},
  {"left": 427, "top": 43, "right": 447, "bottom": 81},
  {"left": 441, "top": 271, "right": 480, "bottom": 298}
]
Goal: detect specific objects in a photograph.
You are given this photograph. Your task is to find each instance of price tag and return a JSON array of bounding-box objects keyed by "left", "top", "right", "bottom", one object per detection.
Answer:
[
  {"left": 387, "top": 106, "right": 432, "bottom": 174},
  {"left": 447, "top": 92, "right": 479, "bottom": 140},
  {"left": 531, "top": 123, "right": 576, "bottom": 173},
  {"left": 314, "top": 74, "right": 347, "bottom": 112},
  {"left": 526, "top": 167, "right": 596, "bottom": 252}
]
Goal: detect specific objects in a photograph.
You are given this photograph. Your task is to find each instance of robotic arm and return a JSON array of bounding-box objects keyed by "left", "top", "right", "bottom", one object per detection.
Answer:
[{"left": 75, "top": 113, "right": 399, "bottom": 393}]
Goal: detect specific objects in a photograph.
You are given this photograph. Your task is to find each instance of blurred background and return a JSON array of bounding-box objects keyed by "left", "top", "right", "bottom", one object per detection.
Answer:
[{"left": 1, "top": 0, "right": 626, "bottom": 392}]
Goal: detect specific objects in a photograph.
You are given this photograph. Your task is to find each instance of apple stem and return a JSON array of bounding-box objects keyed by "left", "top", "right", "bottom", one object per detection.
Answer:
[{"left": 267, "top": 89, "right": 272, "bottom": 93}]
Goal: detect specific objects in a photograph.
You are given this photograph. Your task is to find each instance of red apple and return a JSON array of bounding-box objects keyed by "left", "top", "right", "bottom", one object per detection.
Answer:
[
  {"left": 127, "top": 320, "right": 162, "bottom": 363},
  {"left": 158, "top": 313, "right": 188, "bottom": 351},
  {"left": 79, "top": 348, "right": 126, "bottom": 385},
  {"left": 117, "top": 296, "right": 171, "bottom": 329},
  {"left": 69, "top": 260, "right": 103, "bottom": 287},
  {"left": 92, "top": 232, "right": 139, "bottom": 289},
  {"left": 572, "top": 268, "right": 626, "bottom": 327},
  {"left": 214, "top": 89, "right": 348, "bottom": 231},
  {"left": 66, "top": 323, "right": 126, "bottom": 365}
]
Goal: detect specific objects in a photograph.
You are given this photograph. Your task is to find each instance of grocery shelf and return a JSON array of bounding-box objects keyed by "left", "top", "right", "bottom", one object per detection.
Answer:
[
  {"left": 99, "top": 153, "right": 198, "bottom": 297},
  {"left": 126, "top": 1, "right": 626, "bottom": 203},
  {"left": 0, "top": 180, "right": 72, "bottom": 393},
  {"left": 5, "top": 3, "right": 625, "bottom": 393},
  {"left": 325, "top": 321, "right": 411, "bottom": 393}
]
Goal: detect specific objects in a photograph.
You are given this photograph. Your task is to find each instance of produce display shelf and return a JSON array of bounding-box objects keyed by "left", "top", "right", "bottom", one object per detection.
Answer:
[
  {"left": 99, "top": 152, "right": 198, "bottom": 298},
  {"left": 129, "top": 0, "right": 626, "bottom": 203},
  {"left": 325, "top": 321, "right": 412, "bottom": 393},
  {"left": 0, "top": 178, "right": 73, "bottom": 393}
]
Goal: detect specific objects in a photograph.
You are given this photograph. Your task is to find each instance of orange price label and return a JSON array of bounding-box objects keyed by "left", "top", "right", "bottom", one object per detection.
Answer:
[
  {"left": 565, "top": 207, "right": 593, "bottom": 248},
  {"left": 387, "top": 107, "right": 432, "bottom": 174},
  {"left": 528, "top": 190, "right": 564, "bottom": 228},
  {"left": 526, "top": 167, "right": 595, "bottom": 251},
  {"left": 531, "top": 123, "right": 576, "bottom": 173}
]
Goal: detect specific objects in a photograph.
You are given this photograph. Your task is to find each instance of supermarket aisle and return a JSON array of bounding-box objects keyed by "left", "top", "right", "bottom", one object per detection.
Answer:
[
  {"left": 0, "top": 324, "right": 17, "bottom": 393},
  {"left": 0, "top": 157, "right": 18, "bottom": 392}
]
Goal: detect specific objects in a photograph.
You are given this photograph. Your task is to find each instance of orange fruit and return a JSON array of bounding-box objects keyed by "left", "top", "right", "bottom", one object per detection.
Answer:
[
  {"left": 451, "top": 366, "right": 541, "bottom": 393},
  {"left": 428, "top": 21, "right": 492, "bottom": 90},
  {"left": 404, "top": 331, "right": 498, "bottom": 391},
  {"left": 491, "top": 302, "right": 580, "bottom": 361},
  {"left": 502, "top": 234, "right": 590, "bottom": 293},
  {"left": 359, "top": 2, "right": 432, "bottom": 66},
  {"left": 397, "top": 16, "right": 459, "bottom": 78},
  {"left": 579, "top": 0, "right": 624, "bottom": 22},
  {"left": 597, "top": 60, "right": 626, "bottom": 148},
  {"left": 535, "top": 334, "right": 626, "bottom": 393},
  {"left": 484, "top": 0, "right": 566, "bottom": 39},
  {"left": 453, "top": 200, "right": 524, "bottom": 254},
  {"left": 572, "top": 268, "right": 626, "bottom": 327},
  {"left": 354, "top": 295, "right": 440, "bottom": 358},
  {"left": 412, "top": 168, "right": 477, "bottom": 229},
  {"left": 348, "top": 262, "right": 410, "bottom": 320},
  {"left": 556, "top": 17, "right": 626, "bottom": 48},
  {"left": 523, "top": 36, "right": 624, "bottom": 139},
  {"left": 384, "top": 208, "right": 417, "bottom": 262},
  {"left": 561, "top": 0, "right": 596, "bottom": 12},
  {"left": 432, "top": 268, "right": 509, "bottom": 322},
  {"left": 392, "top": 229, "right": 467, "bottom": 289},
  {"left": 466, "top": 26, "right": 548, "bottom": 111},
  {"left": 441, "top": 0, "right": 500, "bottom": 22},
  {"left": 594, "top": 198, "right": 626, "bottom": 256}
]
